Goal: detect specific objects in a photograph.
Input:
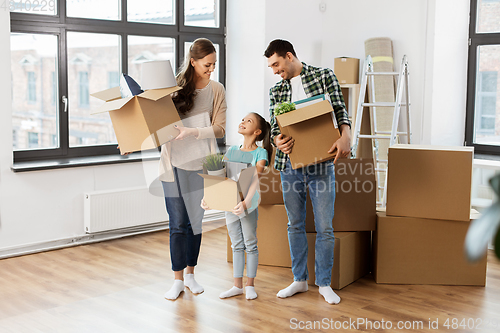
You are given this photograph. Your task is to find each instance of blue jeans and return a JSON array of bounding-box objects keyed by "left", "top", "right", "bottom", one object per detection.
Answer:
[
  {"left": 226, "top": 209, "right": 259, "bottom": 278},
  {"left": 162, "top": 167, "right": 205, "bottom": 272},
  {"left": 280, "top": 159, "right": 335, "bottom": 287}
]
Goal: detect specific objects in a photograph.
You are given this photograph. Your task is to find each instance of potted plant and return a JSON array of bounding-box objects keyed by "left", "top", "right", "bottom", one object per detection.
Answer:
[
  {"left": 203, "top": 153, "right": 226, "bottom": 177},
  {"left": 274, "top": 102, "right": 296, "bottom": 116}
]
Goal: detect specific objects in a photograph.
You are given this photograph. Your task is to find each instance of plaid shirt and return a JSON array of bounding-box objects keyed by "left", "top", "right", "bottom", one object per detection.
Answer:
[{"left": 269, "top": 62, "right": 351, "bottom": 170}]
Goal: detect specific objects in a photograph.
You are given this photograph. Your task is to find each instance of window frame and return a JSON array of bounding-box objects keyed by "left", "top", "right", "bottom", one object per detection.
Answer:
[
  {"left": 465, "top": 0, "right": 500, "bottom": 155},
  {"left": 10, "top": 0, "right": 227, "bottom": 163}
]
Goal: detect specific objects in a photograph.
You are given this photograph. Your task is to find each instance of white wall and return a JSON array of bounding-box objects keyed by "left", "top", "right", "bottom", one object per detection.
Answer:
[{"left": 0, "top": 0, "right": 472, "bottom": 251}]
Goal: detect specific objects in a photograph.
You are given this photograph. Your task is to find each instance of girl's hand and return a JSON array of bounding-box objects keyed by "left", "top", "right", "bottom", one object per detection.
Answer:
[
  {"left": 232, "top": 200, "right": 249, "bottom": 216},
  {"left": 174, "top": 125, "right": 199, "bottom": 140},
  {"left": 201, "top": 198, "right": 210, "bottom": 210},
  {"left": 117, "top": 146, "right": 132, "bottom": 156}
]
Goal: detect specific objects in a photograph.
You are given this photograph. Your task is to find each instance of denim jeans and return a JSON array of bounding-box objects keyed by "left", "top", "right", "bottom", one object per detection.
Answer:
[
  {"left": 280, "top": 159, "right": 335, "bottom": 287},
  {"left": 162, "top": 167, "right": 205, "bottom": 272},
  {"left": 226, "top": 209, "right": 259, "bottom": 278}
]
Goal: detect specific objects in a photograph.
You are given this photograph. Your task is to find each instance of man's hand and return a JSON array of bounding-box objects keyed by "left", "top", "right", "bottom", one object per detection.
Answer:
[
  {"left": 274, "top": 134, "right": 295, "bottom": 154},
  {"left": 174, "top": 125, "right": 199, "bottom": 140},
  {"left": 328, "top": 125, "right": 351, "bottom": 164}
]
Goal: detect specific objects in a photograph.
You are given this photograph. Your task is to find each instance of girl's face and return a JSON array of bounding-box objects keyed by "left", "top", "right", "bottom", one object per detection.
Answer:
[
  {"left": 238, "top": 114, "right": 262, "bottom": 137},
  {"left": 191, "top": 52, "right": 217, "bottom": 81}
]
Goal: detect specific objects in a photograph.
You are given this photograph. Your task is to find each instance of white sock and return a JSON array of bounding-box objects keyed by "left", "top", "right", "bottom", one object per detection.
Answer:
[
  {"left": 184, "top": 273, "right": 204, "bottom": 294},
  {"left": 164, "top": 280, "right": 185, "bottom": 300},
  {"left": 219, "top": 286, "right": 243, "bottom": 299},
  {"left": 276, "top": 281, "right": 308, "bottom": 298},
  {"left": 319, "top": 286, "right": 341, "bottom": 304},
  {"left": 245, "top": 286, "right": 257, "bottom": 300}
]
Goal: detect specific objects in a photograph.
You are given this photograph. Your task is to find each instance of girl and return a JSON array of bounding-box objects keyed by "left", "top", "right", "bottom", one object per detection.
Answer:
[
  {"left": 159, "top": 38, "right": 227, "bottom": 300},
  {"left": 202, "top": 112, "right": 271, "bottom": 300}
]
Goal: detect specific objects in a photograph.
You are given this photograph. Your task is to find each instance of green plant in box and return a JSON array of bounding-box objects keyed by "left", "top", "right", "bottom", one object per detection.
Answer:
[
  {"left": 202, "top": 153, "right": 225, "bottom": 171},
  {"left": 274, "top": 102, "right": 296, "bottom": 116}
]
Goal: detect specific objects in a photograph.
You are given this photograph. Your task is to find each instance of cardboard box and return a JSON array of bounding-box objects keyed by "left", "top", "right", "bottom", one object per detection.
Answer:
[
  {"left": 306, "top": 231, "right": 371, "bottom": 289},
  {"left": 386, "top": 144, "right": 474, "bottom": 221},
  {"left": 373, "top": 211, "right": 487, "bottom": 286},
  {"left": 276, "top": 98, "right": 341, "bottom": 169},
  {"left": 306, "top": 158, "right": 377, "bottom": 232},
  {"left": 334, "top": 57, "right": 360, "bottom": 84},
  {"left": 91, "top": 87, "right": 183, "bottom": 154},
  {"left": 259, "top": 149, "right": 284, "bottom": 205},
  {"left": 227, "top": 204, "right": 315, "bottom": 267},
  {"left": 200, "top": 167, "right": 256, "bottom": 212}
]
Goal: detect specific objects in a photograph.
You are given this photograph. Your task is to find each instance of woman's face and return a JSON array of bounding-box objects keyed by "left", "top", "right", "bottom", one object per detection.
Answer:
[
  {"left": 191, "top": 52, "right": 217, "bottom": 81},
  {"left": 238, "top": 114, "right": 262, "bottom": 136}
]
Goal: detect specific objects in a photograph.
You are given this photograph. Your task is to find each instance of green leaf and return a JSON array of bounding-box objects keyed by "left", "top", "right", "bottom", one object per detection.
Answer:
[
  {"left": 274, "top": 102, "right": 296, "bottom": 116},
  {"left": 202, "top": 153, "right": 225, "bottom": 171}
]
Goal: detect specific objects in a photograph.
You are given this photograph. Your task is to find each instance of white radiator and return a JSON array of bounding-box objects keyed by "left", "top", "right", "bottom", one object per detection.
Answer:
[{"left": 84, "top": 187, "right": 169, "bottom": 233}]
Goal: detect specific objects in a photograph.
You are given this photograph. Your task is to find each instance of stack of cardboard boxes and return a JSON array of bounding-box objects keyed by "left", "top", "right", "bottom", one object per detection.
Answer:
[
  {"left": 227, "top": 154, "right": 377, "bottom": 290},
  {"left": 374, "top": 144, "right": 487, "bottom": 286}
]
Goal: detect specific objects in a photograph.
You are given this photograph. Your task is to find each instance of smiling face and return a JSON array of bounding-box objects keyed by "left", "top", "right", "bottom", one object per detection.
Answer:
[
  {"left": 191, "top": 52, "right": 217, "bottom": 80},
  {"left": 267, "top": 52, "right": 296, "bottom": 80},
  {"left": 238, "top": 113, "right": 262, "bottom": 137}
]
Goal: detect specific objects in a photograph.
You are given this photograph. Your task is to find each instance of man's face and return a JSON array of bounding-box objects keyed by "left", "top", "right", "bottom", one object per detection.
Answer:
[{"left": 267, "top": 52, "right": 294, "bottom": 80}]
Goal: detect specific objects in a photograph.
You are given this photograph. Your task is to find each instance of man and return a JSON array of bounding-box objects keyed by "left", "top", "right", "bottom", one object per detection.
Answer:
[{"left": 264, "top": 39, "right": 351, "bottom": 304}]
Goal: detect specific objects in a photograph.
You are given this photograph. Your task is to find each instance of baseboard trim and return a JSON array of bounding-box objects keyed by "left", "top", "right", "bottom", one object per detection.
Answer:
[{"left": 0, "top": 211, "right": 225, "bottom": 260}]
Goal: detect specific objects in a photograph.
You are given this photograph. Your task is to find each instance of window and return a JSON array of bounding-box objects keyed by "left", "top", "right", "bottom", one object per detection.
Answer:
[
  {"left": 466, "top": 0, "right": 500, "bottom": 154},
  {"left": 27, "top": 71, "right": 36, "bottom": 103},
  {"left": 10, "top": 0, "right": 226, "bottom": 163}
]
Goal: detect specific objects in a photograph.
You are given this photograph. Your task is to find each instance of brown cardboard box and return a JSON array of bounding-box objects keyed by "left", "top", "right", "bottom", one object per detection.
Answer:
[
  {"left": 306, "top": 231, "right": 371, "bottom": 289},
  {"left": 276, "top": 99, "right": 341, "bottom": 169},
  {"left": 306, "top": 158, "right": 377, "bottom": 232},
  {"left": 259, "top": 149, "right": 284, "bottom": 205},
  {"left": 91, "top": 86, "right": 183, "bottom": 154},
  {"left": 334, "top": 57, "right": 360, "bottom": 84},
  {"left": 373, "top": 211, "right": 487, "bottom": 286},
  {"left": 200, "top": 167, "right": 256, "bottom": 212},
  {"left": 227, "top": 204, "right": 315, "bottom": 267},
  {"left": 386, "top": 144, "right": 474, "bottom": 222}
]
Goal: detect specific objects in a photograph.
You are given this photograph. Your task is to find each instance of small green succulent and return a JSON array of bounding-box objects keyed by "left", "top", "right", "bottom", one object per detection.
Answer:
[
  {"left": 274, "top": 102, "right": 296, "bottom": 116},
  {"left": 202, "top": 153, "right": 225, "bottom": 171}
]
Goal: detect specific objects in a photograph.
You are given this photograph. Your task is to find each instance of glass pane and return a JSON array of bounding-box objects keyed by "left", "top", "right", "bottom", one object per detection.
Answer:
[
  {"left": 184, "top": 0, "right": 219, "bottom": 28},
  {"left": 477, "top": 0, "right": 500, "bottom": 33},
  {"left": 128, "top": 36, "right": 176, "bottom": 85},
  {"left": 67, "top": 0, "right": 120, "bottom": 20},
  {"left": 10, "top": 33, "right": 59, "bottom": 151},
  {"left": 184, "top": 41, "right": 219, "bottom": 82},
  {"left": 67, "top": 32, "right": 120, "bottom": 147},
  {"left": 474, "top": 45, "right": 500, "bottom": 144},
  {"left": 128, "top": 0, "right": 174, "bottom": 24},
  {"left": 8, "top": 0, "right": 57, "bottom": 15}
]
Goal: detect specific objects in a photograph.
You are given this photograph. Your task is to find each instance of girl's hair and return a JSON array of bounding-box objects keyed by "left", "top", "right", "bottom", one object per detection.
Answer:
[
  {"left": 173, "top": 38, "right": 216, "bottom": 114},
  {"left": 250, "top": 112, "right": 272, "bottom": 164}
]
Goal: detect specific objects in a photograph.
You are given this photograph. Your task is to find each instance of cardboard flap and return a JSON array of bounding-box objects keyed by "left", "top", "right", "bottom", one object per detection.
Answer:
[
  {"left": 90, "top": 96, "right": 135, "bottom": 114},
  {"left": 198, "top": 173, "right": 235, "bottom": 183},
  {"left": 277, "top": 100, "right": 333, "bottom": 127},
  {"left": 390, "top": 144, "right": 474, "bottom": 153},
  {"left": 139, "top": 86, "right": 182, "bottom": 101},
  {"left": 90, "top": 86, "right": 122, "bottom": 102}
]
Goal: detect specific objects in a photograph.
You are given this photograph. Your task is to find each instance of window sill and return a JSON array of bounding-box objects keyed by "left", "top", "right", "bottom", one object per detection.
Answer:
[{"left": 11, "top": 151, "right": 161, "bottom": 173}]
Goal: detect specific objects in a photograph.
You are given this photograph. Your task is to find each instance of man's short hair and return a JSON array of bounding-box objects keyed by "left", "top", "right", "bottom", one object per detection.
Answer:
[{"left": 264, "top": 39, "right": 297, "bottom": 59}]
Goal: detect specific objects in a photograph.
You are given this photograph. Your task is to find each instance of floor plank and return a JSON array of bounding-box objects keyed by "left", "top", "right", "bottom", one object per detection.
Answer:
[{"left": 0, "top": 220, "right": 499, "bottom": 333}]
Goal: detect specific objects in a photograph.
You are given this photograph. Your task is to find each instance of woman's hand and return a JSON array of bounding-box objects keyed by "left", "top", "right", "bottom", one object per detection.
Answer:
[
  {"left": 200, "top": 198, "right": 210, "bottom": 210},
  {"left": 174, "top": 125, "right": 199, "bottom": 140},
  {"left": 117, "top": 146, "right": 132, "bottom": 156}
]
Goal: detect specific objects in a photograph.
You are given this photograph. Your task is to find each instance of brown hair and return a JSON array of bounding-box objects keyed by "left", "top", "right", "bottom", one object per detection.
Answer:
[
  {"left": 173, "top": 38, "right": 216, "bottom": 114},
  {"left": 264, "top": 39, "right": 297, "bottom": 59},
  {"left": 250, "top": 112, "right": 272, "bottom": 165}
]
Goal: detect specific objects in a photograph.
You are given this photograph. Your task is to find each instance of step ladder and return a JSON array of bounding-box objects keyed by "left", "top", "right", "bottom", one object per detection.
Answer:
[{"left": 351, "top": 55, "right": 412, "bottom": 207}]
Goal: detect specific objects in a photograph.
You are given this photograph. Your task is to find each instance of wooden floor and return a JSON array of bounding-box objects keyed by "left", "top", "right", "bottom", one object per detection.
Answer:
[{"left": 1, "top": 221, "right": 499, "bottom": 333}]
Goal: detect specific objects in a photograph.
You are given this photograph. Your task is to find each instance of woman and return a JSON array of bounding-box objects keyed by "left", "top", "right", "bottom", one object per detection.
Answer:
[{"left": 159, "top": 38, "right": 226, "bottom": 300}]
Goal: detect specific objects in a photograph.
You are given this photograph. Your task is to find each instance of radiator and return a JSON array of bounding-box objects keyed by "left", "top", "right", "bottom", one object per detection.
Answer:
[{"left": 84, "top": 187, "right": 168, "bottom": 233}]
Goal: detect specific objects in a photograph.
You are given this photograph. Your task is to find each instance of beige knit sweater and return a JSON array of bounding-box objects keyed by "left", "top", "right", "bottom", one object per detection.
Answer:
[{"left": 158, "top": 80, "right": 227, "bottom": 182}]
